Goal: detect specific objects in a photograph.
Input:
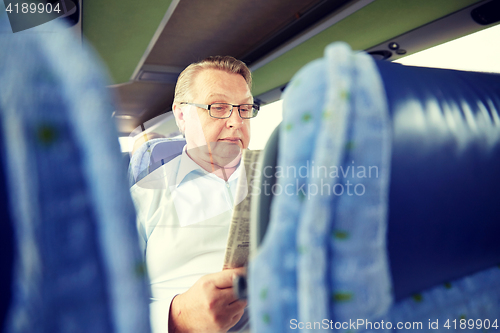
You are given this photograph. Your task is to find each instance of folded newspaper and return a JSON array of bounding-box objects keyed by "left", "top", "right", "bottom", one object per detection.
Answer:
[{"left": 222, "top": 149, "right": 261, "bottom": 269}]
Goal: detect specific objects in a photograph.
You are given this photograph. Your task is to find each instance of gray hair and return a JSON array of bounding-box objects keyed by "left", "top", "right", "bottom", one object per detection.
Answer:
[{"left": 173, "top": 55, "right": 252, "bottom": 105}]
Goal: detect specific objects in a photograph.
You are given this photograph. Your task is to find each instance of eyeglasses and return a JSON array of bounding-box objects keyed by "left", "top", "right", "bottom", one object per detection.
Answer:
[{"left": 180, "top": 102, "right": 259, "bottom": 119}]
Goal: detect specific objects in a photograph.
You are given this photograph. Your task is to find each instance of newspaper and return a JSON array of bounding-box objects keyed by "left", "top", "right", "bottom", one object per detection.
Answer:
[{"left": 222, "top": 149, "right": 261, "bottom": 269}]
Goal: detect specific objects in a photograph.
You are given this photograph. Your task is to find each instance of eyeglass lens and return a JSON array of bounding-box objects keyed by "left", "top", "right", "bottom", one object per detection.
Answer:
[{"left": 210, "top": 103, "right": 258, "bottom": 118}]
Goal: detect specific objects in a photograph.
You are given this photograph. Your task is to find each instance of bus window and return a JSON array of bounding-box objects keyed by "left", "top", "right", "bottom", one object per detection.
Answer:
[
  {"left": 249, "top": 100, "right": 283, "bottom": 150},
  {"left": 395, "top": 23, "right": 500, "bottom": 73}
]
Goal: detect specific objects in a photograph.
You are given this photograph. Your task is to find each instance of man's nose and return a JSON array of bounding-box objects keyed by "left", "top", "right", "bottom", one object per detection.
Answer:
[{"left": 226, "top": 107, "right": 244, "bottom": 128}]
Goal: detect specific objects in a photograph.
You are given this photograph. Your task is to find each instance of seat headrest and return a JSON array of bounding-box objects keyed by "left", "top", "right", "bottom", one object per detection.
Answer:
[
  {"left": 128, "top": 138, "right": 186, "bottom": 186},
  {"left": 253, "top": 61, "right": 500, "bottom": 301},
  {"left": 375, "top": 61, "right": 500, "bottom": 300}
]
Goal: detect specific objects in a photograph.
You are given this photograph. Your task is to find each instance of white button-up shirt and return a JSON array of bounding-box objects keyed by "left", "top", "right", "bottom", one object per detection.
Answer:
[{"left": 130, "top": 146, "right": 245, "bottom": 333}]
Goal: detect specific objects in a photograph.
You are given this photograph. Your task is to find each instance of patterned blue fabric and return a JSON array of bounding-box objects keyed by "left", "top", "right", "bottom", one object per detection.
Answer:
[
  {"left": 0, "top": 8, "right": 150, "bottom": 333},
  {"left": 384, "top": 266, "right": 500, "bottom": 333},
  {"left": 128, "top": 138, "right": 185, "bottom": 187},
  {"left": 128, "top": 138, "right": 170, "bottom": 186},
  {"left": 249, "top": 42, "right": 500, "bottom": 333},
  {"left": 295, "top": 43, "right": 392, "bottom": 328},
  {"left": 248, "top": 42, "right": 392, "bottom": 332}
]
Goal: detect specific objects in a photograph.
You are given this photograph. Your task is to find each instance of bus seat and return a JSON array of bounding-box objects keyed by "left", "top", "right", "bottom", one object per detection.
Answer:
[
  {"left": 249, "top": 42, "right": 500, "bottom": 331},
  {"left": 0, "top": 117, "right": 14, "bottom": 331},
  {"left": 0, "top": 13, "right": 150, "bottom": 333},
  {"left": 128, "top": 138, "right": 186, "bottom": 187}
]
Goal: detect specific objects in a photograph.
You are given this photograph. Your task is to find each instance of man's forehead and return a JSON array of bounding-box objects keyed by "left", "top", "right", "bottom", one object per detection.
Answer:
[
  {"left": 206, "top": 93, "right": 230, "bottom": 100},
  {"left": 206, "top": 93, "right": 252, "bottom": 100},
  {"left": 193, "top": 69, "right": 252, "bottom": 101}
]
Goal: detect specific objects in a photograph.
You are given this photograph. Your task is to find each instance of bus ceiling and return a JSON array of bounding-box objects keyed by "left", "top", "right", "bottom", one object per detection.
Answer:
[{"left": 81, "top": 0, "right": 498, "bottom": 135}]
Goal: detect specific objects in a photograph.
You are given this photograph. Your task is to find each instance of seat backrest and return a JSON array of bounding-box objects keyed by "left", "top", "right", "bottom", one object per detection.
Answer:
[
  {"left": 376, "top": 61, "right": 500, "bottom": 300},
  {"left": 252, "top": 58, "right": 500, "bottom": 302},
  {"left": 0, "top": 116, "right": 14, "bottom": 331},
  {"left": 128, "top": 138, "right": 186, "bottom": 186},
  {"left": 149, "top": 139, "right": 186, "bottom": 173},
  {"left": 0, "top": 13, "right": 150, "bottom": 333}
]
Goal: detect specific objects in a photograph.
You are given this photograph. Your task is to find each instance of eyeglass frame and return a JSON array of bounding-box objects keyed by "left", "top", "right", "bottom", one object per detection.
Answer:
[{"left": 179, "top": 102, "right": 259, "bottom": 119}]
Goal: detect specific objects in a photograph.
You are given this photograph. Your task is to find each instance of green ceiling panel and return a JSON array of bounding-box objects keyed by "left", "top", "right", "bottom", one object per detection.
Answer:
[
  {"left": 251, "top": 0, "right": 483, "bottom": 96},
  {"left": 83, "top": 0, "right": 173, "bottom": 84}
]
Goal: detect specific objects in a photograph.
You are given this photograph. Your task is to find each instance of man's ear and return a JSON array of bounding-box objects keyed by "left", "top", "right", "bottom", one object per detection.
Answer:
[{"left": 172, "top": 103, "right": 186, "bottom": 134}]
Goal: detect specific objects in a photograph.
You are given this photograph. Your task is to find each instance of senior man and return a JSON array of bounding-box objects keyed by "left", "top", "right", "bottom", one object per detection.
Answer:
[{"left": 130, "top": 56, "right": 258, "bottom": 333}]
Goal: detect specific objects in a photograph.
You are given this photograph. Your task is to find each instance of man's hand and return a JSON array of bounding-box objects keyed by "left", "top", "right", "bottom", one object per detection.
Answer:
[{"left": 168, "top": 267, "right": 247, "bottom": 333}]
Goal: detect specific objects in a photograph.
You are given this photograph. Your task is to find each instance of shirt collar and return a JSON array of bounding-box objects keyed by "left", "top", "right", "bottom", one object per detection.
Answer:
[
  {"left": 175, "top": 145, "right": 242, "bottom": 187},
  {"left": 175, "top": 146, "right": 207, "bottom": 187}
]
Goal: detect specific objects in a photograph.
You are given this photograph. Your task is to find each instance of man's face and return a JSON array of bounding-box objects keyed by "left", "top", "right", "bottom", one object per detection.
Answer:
[{"left": 174, "top": 68, "right": 252, "bottom": 167}]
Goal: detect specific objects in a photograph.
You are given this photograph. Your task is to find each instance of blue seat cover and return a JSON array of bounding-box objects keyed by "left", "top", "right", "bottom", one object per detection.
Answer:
[{"left": 375, "top": 61, "right": 500, "bottom": 300}]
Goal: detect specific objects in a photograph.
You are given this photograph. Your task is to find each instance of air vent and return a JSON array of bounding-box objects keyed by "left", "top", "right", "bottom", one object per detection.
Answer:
[
  {"left": 471, "top": 0, "right": 500, "bottom": 25},
  {"left": 368, "top": 50, "right": 392, "bottom": 60}
]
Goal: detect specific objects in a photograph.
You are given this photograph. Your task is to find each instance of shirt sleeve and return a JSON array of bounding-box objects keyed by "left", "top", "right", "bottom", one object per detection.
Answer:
[
  {"left": 130, "top": 184, "right": 174, "bottom": 333},
  {"left": 150, "top": 296, "right": 176, "bottom": 333},
  {"left": 130, "top": 184, "right": 148, "bottom": 258}
]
